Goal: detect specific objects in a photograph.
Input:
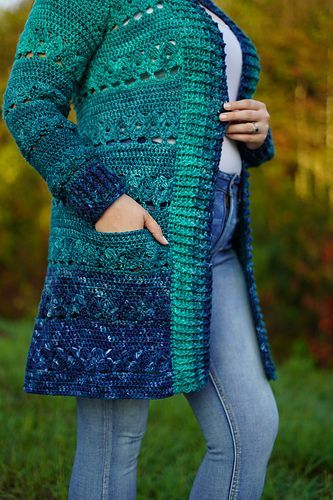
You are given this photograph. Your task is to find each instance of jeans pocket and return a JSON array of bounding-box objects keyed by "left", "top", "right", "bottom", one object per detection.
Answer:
[{"left": 211, "top": 189, "right": 229, "bottom": 246}]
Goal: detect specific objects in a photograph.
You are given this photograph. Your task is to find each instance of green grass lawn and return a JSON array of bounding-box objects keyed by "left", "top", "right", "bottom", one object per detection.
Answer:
[{"left": 0, "top": 318, "right": 332, "bottom": 499}]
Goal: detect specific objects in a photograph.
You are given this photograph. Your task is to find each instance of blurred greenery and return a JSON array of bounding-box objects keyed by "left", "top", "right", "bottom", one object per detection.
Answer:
[{"left": 0, "top": 317, "right": 332, "bottom": 499}]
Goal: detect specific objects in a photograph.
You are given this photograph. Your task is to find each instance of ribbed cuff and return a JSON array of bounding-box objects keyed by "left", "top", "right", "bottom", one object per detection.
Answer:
[
  {"left": 239, "top": 127, "right": 275, "bottom": 168},
  {"left": 63, "top": 161, "right": 127, "bottom": 225}
]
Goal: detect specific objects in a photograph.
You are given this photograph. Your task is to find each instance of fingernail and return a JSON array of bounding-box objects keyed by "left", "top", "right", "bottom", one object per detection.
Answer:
[
  {"left": 220, "top": 114, "right": 228, "bottom": 120},
  {"left": 224, "top": 102, "right": 231, "bottom": 108},
  {"left": 162, "top": 236, "right": 169, "bottom": 244}
]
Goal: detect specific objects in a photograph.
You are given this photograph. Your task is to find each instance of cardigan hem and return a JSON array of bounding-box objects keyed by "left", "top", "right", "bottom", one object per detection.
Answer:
[{"left": 23, "top": 370, "right": 210, "bottom": 400}]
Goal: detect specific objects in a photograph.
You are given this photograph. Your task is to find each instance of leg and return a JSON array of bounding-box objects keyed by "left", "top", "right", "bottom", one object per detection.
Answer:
[
  {"left": 184, "top": 248, "right": 279, "bottom": 500},
  {"left": 68, "top": 397, "right": 150, "bottom": 500}
]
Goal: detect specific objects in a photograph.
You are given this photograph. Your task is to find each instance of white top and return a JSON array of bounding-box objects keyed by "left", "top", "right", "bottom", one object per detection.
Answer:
[{"left": 199, "top": 4, "right": 243, "bottom": 174}]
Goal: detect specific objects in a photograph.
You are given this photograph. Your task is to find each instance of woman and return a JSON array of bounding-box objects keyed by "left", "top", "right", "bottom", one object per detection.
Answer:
[{"left": 3, "top": 0, "right": 279, "bottom": 498}]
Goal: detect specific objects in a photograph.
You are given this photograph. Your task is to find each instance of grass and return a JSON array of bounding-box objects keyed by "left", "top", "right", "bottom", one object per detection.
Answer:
[{"left": 0, "top": 318, "right": 332, "bottom": 499}]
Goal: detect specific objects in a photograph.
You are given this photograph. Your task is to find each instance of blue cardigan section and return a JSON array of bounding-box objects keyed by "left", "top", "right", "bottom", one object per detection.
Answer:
[{"left": 2, "top": 0, "right": 276, "bottom": 399}]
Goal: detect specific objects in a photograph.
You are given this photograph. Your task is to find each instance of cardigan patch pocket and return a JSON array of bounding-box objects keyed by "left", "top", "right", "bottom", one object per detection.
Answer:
[{"left": 49, "top": 223, "right": 170, "bottom": 274}]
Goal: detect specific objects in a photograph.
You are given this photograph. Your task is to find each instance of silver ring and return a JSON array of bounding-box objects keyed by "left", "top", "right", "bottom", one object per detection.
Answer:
[{"left": 251, "top": 122, "right": 260, "bottom": 134}]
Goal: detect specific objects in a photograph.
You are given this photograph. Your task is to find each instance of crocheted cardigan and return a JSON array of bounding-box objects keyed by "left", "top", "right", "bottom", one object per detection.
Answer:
[{"left": 2, "top": 0, "right": 276, "bottom": 399}]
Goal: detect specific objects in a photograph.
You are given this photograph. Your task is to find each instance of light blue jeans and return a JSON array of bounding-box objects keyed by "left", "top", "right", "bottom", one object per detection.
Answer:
[{"left": 68, "top": 170, "right": 279, "bottom": 500}]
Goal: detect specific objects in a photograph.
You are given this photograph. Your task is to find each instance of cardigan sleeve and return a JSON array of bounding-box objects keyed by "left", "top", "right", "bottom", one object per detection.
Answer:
[
  {"left": 237, "top": 126, "right": 275, "bottom": 168},
  {"left": 2, "top": 0, "right": 126, "bottom": 225}
]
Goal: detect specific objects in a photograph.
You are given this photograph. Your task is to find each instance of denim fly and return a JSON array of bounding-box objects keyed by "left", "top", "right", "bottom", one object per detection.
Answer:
[{"left": 211, "top": 170, "right": 242, "bottom": 254}]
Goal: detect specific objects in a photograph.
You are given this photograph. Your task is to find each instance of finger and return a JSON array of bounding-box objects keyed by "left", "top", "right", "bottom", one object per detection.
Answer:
[
  {"left": 225, "top": 133, "right": 265, "bottom": 143},
  {"left": 219, "top": 109, "right": 261, "bottom": 122},
  {"left": 223, "top": 99, "right": 264, "bottom": 110},
  {"left": 226, "top": 122, "right": 268, "bottom": 135},
  {"left": 144, "top": 213, "right": 168, "bottom": 245}
]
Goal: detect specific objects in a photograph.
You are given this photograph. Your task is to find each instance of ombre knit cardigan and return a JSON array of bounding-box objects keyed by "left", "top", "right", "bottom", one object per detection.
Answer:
[{"left": 2, "top": 0, "right": 277, "bottom": 399}]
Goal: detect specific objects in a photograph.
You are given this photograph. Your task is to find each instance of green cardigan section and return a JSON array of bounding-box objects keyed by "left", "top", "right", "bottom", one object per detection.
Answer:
[{"left": 2, "top": 0, "right": 276, "bottom": 399}]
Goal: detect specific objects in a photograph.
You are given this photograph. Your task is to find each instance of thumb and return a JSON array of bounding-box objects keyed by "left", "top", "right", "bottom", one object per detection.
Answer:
[{"left": 143, "top": 212, "right": 168, "bottom": 245}]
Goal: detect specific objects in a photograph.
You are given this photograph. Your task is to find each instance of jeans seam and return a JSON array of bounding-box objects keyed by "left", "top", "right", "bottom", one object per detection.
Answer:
[
  {"left": 212, "top": 196, "right": 229, "bottom": 248},
  {"left": 102, "top": 400, "right": 112, "bottom": 499},
  {"left": 209, "top": 366, "right": 242, "bottom": 500},
  {"left": 212, "top": 183, "right": 236, "bottom": 254}
]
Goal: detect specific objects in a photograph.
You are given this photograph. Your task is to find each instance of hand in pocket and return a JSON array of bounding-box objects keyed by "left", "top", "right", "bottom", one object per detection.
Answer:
[{"left": 94, "top": 193, "right": 168, "bottom": 245}]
